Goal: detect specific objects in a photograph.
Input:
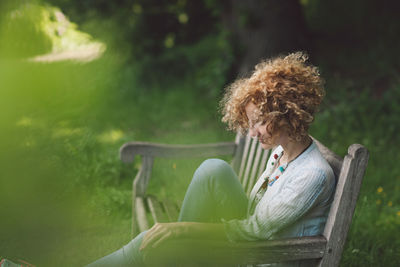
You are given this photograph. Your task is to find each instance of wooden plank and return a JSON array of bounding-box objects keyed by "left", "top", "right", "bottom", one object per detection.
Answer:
[
  {"left": 238, "top": 135, "right": 252, "bottom": 184},
  {"left": 246, "top": 143, "right": 263, "bottom": 195},
  {"left": 132, "top": 156, "right": 154, "bottom": 236},
  {"left": 256, "top": 148, "right": 270, "bottom": 180},
  {"left": 231, "top": 133, "right": 246, "bottom": 175},
  {"left": 242, "top": 138, "right": 257, "bottom": 190},
  {"left": 147, "top": 195, "right": 168, "bottom": 223},
  {"left": 135, "top": 197, "right": 150, "bottom": 232},
  {"left": 319, "top": 144, "right": 368, "bottom": 267},
  {"left": 162, "top": 199, "right": 180, "bottom": 222},
  {"left": 120, "top": 142, "right": 236, "bottom": 163},
  {"left": 145, "top": 236, "right": 327, "bottom": 266},
  {"left": 133, "top": 156, "right": 154, "bottom": 197},
  {"left": 231, "top": 236, "right": 326, "bottom": 264}
]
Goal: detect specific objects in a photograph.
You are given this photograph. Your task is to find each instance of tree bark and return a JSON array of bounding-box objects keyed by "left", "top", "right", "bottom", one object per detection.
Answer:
[{"left": 222, "top": 0, "right": 310, "bottom": 77}]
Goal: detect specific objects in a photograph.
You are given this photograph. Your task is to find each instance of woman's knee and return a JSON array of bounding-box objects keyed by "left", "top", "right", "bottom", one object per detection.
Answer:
[
  {"left": 194, "top": 158, "right": 237, "bottom": 183},
  {"left": 200, "top": 158, "right": 230, "bottom": 169}
]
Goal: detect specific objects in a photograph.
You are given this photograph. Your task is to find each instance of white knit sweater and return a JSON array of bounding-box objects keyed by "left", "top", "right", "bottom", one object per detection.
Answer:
[{"left": 223, "top": 141, "right": 335, "bottom": 242}]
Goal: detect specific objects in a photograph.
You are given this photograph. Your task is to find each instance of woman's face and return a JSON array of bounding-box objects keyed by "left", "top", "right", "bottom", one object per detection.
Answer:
[{"left": 245, "top": 102, "right": 284, "bottom": 150}]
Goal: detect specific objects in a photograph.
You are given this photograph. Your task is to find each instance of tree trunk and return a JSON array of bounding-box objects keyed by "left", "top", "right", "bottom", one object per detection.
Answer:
[{"left": 222, "top": 0, "right": 310, "bottom": 77}]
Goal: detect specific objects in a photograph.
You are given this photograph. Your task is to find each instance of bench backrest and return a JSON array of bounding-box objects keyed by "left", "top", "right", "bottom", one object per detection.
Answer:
[
  {"left": 232, "top": 134, "right": 272, "bottom": 195},
  {"left": 231, "top": 134, "right": 344, "bottom": 191}
]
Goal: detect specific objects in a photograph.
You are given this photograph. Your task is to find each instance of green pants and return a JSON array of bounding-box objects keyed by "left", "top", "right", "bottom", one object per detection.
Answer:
[{"left": 86, "top": 159, "right": 248, "bottom": 266}]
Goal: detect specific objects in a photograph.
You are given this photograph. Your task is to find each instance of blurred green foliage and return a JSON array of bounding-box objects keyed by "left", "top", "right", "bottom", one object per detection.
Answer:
[{"left": 0, "top": 0, "right": 399, "bottom": 266}]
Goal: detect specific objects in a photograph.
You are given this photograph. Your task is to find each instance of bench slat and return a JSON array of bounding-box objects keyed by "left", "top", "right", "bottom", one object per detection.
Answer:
[
  {"left": 147, "top": 195, "right": 169, "bottom": 223},
  {"left": 246, "top": 143, "right": 264, "bottom": 195},
  {"left": 258, "top": 149, "right": 270, "bottom": 177},
  {"left": 136, "top": 197, "right": 149, "bottom": 232},
  {"left": 242, "top": 138, "right": 257, "bottom": 190},
  {"left": 162, "top": 199, "right": 180, "bottom": 222},
  {"left": 238, "top": 135, "right": 252, "bottom": 184}
]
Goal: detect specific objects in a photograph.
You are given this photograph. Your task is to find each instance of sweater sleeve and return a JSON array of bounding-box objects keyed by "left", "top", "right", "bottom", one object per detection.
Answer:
[{"left": 222, "top": 168, "right": 328, "bottom": 241}]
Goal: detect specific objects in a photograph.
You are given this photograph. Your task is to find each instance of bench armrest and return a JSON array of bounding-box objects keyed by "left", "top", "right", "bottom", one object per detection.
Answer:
[{"left": 120, "top": 141, "right": 237, "bottom": 163}]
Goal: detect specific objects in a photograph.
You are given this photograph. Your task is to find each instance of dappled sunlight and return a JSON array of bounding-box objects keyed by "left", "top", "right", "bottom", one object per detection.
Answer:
[
  {"left": 29, "top": 46, "right": 104, "bottom": 62},
  {"left": 23, "top": 139, "right": 36, "bottom": 148},
  {"left": 15, "top": 117, "right": 85, "bottom": 139},
  {"left": 29, "top": 6, "right": 106, "bottom": 63},
  {"left": 15, "top": 116, "right": 46, "bottom": 130},
  {"left": 29, "top": 42, "right": 105, "bottom": 63},
  {"left": 52, "top": 127, "right": 83, "bottom": 138},
  {"left": 16, "top": 116, "right": 33, "bottom": 127},
  {"left": 1, "top": 3, "right": 106, "bottom": 63},
  {"left": 97, "top": 129, "right": 125, "bottom": 144}
]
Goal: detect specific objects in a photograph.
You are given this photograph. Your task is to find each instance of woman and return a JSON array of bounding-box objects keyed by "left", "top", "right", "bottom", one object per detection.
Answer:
[
  {"left": 84, "top": 52, "right": 336, "bottom": 266},
  {"left": 1, "top": 52, "right": 334, "bottom": 267}
]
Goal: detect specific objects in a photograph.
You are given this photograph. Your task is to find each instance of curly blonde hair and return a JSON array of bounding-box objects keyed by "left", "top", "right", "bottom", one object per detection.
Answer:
[{"left": 220, "top": 52, "right": 325, "bottom": 141}]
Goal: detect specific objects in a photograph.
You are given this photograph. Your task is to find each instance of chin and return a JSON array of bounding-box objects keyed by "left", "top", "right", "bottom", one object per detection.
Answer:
[{"left": 260, "top": 142, "right": 273, "bottom": 150}]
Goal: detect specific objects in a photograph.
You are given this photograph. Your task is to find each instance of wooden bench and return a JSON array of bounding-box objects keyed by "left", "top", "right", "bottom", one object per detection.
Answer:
[{"left": 119, "top": 134, "right": 369, "bottom": 266}]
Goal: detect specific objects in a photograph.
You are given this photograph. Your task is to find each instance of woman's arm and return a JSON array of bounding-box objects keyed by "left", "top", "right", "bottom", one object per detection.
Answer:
[
  {"left": 140, "top": 222, "right": 226, "bottom": 251},
  {"left": 223, "top": 167, "right": 334, "bottom": 241}
]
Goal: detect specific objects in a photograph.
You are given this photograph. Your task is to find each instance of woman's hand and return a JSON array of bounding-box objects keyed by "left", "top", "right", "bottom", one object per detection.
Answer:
[{"left": 140, "top": 222, "right": 188, "bottom": 251}]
